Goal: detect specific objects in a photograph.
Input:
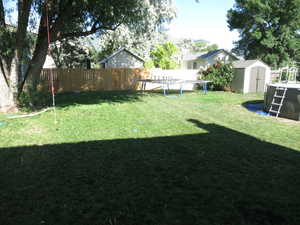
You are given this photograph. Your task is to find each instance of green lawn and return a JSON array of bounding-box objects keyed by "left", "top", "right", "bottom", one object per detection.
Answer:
[{"left": 0, "top": 91, "right": 300, "bottom": 225}]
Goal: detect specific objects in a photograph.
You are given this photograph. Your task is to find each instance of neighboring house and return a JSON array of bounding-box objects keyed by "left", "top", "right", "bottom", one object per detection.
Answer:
[
  {"left": 181, "top": 49, "right": 239, "bottom": 70},
  {"left": 43, "top": 54, "right": 57, "bottom": 69},
  {"left": 231, "top": 60, "right": 271, "bottom": 93},
  {"left": 99, "top": 48, "right": 145, "bottom": 69}
]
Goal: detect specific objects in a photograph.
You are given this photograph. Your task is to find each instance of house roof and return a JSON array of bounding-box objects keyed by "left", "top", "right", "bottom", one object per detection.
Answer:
[
  {"left": 182, "top": 52, "right": 202, "bottom": 61},
  {"left": 182, "top": 49, "right": 239, "bottom": 61},
  {"left": 233, "top": 60, "right": 270, "bottom": 68},
  {"left": 199, "top": 49, "right": 239, "bottom": 60},
  {"left": 99, "top": 47, "right": 145, "bottom": 64}
]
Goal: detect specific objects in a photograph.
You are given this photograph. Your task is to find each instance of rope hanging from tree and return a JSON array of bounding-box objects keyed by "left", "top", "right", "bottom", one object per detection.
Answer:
[{"left": 45, "top": 3, "right": 57, "bottom": 124}]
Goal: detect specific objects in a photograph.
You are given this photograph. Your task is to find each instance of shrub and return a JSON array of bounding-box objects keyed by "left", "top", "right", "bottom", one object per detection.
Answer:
[
  {"left": 200, "top": 61, "right": 233, "bottom": 91},
  {"left": 18, "top": 89, "right": 51, "bottom": 111},
  {"left": 144, "top": 60, "right": 155, "bottom": 69}
]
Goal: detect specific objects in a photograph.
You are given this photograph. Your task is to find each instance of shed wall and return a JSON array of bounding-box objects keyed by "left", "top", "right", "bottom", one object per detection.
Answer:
[
  {"left": 106, "top": 51, "right": 144, "bottom": 68},
  {"left": 231, "top": 68, "right": 245, "bottom": 93},
  {"left": 243, "top": 61, "right": 271, "bottom": 93}
]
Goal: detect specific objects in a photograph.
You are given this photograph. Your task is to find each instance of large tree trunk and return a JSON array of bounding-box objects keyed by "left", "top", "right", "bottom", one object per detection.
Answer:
[
  {"left": 19, "top": 10, "right": 50, "bottom": 94},
  {"left": 10, "top": 56, "right": 20, "bottom": 103},
  {"left": 0, "top": 0, "right": 32, "bottom": 111},
  {"left": 20, "top": 38, "right": 48, "bottom": 92},
  {"left": 0, "top": 70, "right": 14, "bottom": 111}
]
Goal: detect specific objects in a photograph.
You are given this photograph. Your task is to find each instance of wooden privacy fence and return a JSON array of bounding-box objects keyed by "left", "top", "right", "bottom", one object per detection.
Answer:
[{"left": 35, "top": 68, "right": 150, "bottom": 93}]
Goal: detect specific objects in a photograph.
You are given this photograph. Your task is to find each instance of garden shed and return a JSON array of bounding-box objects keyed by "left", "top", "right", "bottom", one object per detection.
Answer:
[
  {"left": 231, "top": 60, "right": 271, "bottom": 93},
  {"left": 99, "top": 47, "right": 145, "bottom": 69}
]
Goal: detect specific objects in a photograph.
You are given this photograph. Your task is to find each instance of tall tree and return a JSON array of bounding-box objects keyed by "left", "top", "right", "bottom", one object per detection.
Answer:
[
  {"left": 227, "top": 0, "right": 300, "bottom": 68},
  {"left": 0, "top": 0, "right": 175, "bottom": 110},
  {"left": 191, "top": 40, "right": 218, "bottom": 53},
  {"left": 150, "top": 42, "right": 179, "bottom": 69},
  {"left": 176, "top": 38, "right": 219, "bottom": 56},
  {"left": 91, "top": 25, "right": 170, "bottom": 63},
  {"left": 51, "top": 38, "right": 90, "bottom": 68}
]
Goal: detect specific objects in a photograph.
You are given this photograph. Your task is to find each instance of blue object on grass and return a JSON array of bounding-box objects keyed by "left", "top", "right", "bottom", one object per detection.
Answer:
[
  {"left": 0, "top": 122, "right": 6, "bottom": 127},
  {"left": 245, "top": 104, "right": 269, "bottom": 116},
  {"left": 256, "top": 111, "right": 269, "bottom": 116},
  {"left": 246, "top": 104, "right": 264, "bottom": 112}
]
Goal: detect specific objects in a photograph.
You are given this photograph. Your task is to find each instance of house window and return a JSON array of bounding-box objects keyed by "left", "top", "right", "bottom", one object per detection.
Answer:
[{"left": 193, "top": 62, "right": 197, "bottom": 69}]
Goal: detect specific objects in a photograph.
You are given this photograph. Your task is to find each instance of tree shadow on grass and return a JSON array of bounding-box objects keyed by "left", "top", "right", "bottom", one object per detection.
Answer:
[
  {"left": 1, "top": 119, "right": 300, "bottom": 225},
  {"left": 54, "top": 90, "right": 145, "bottom": 108},
  {"left": 54, "top": 90, "right": 195, "bottom": 109}
]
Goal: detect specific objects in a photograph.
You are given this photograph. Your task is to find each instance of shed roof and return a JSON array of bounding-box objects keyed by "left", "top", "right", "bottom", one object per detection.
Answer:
[
  {"left": 182, "top": 52, "right": 202, "bottom": 61},
  {"left": 233, "top": 60, "right": 269, "bottom": 68},
  {"left": 99, "top": 47, "right": 145, "bottom": 64}
]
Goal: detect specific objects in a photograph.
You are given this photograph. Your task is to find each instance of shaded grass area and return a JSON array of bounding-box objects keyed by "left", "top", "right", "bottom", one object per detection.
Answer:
[
  {"left": 0, "top": 91, "right": 300, "bottom": 225},
  {"left": 55, "top": 90, "right": 144, "bottom": 108}
]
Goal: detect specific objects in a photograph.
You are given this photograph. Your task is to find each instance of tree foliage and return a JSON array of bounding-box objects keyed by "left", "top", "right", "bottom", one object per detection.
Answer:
[
  {"left": 150, "top": 42, "right": 179, "bottom": 69},
  {"left": 227, "top": 0, "right": 300, "bottom": 68},
  {"left": 82, "top": 1, "right": 175, "bottom": 64},
  {"left": 91, "top": 25, "right": 170, "bottom": 63},
  {"left": 176, "top": 39, "right": 219, "bottom": 53},
  {"left": 51, "top": 38, "right": 90, "bottom": 68},
  {"left": 192, "top": 40, "right": 218, "bottom": 53}
]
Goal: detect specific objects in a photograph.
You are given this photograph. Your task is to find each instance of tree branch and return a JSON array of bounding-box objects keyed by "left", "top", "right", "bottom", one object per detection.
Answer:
[
  {"left": 16, "top": 0, "right": 32, "bottom": 49},
  {"left": 57, "top": 22, "right": 122, "bottom": 41}
]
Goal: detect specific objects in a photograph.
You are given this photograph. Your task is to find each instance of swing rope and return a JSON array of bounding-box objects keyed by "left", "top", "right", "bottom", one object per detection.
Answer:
[{"left": 45, "top": 3, "right": 57, "bottom": 124}]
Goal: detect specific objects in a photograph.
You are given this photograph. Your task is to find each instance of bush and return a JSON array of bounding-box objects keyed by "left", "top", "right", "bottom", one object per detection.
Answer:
[
  {"left": 200, "top": 61, "right": 233, "bottom": 91},
  {"left": 18, "top": 89, "right": 51, "bottom": 111},
  {"left": 144, "top": 60, "right": 155, "bottom": 69}
]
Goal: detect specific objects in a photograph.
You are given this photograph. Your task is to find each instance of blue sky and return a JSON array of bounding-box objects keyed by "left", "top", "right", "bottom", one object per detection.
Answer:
[{"left": 167, "top": 0, "right": 239, "bottom": 50}]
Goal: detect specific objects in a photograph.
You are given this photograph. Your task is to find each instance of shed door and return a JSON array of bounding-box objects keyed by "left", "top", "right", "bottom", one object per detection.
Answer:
[{"left": 249, "top": 67, "right": 266, "bottom": 93}]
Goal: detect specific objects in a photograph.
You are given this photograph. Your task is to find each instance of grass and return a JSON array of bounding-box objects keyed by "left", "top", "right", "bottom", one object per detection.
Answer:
[{"left": 0, "top": 90, "right": 300, "bottom": 225}]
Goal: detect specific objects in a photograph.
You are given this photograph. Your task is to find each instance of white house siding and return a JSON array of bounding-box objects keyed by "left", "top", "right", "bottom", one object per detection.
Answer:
[
  {"left": 105, "top": 51, "right": 144, "bottom": 68},
  {"left": 43, "top": 55, "right": 56, "bottom": 68}
]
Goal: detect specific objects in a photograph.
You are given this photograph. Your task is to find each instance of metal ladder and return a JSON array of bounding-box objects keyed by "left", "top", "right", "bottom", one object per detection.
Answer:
[{"left": 268, "top": 86, "right": 288, "bottom": 118}]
